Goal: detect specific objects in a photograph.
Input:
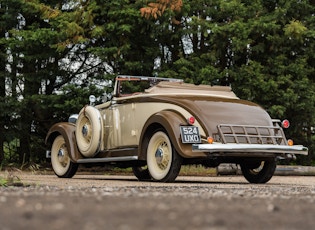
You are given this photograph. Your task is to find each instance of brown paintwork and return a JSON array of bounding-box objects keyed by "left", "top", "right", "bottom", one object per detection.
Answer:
[
  {"left": 45, "top": 122, "right": 82, "bottom": 161},
  {"left": 153, "top": 95, "right": 272, "bottom": 136},
  {"left": 138, "top": 110, "right": 207, "bottom": 160}
]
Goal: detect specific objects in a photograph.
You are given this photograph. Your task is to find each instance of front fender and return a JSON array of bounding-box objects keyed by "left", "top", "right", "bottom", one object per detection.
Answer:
[
  {"left": 45, "top": 122, "right": 82, "bottom": 162},
  {"left": 138, "top": 110, "right": 207, "bottom": 160}
]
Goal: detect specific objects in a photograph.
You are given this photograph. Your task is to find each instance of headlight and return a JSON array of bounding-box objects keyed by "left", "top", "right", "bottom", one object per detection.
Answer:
[{"left": 68, "top": 114, "right": 79, "bottom": 124}]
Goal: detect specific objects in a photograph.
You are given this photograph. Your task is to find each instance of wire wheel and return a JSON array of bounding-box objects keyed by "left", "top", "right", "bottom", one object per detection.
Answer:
[{"left": 146, "top": 131, "right": 182, "bottom": 182}]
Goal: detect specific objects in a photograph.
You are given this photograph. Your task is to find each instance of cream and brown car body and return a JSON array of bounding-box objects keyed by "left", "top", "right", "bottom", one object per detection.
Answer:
[{"left": 46, "top": 76, "right": 308, "bottom": 183}]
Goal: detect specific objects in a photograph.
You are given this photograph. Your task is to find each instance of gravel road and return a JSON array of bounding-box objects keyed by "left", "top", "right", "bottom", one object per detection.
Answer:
[{"left": 0, "top": 173, "right": 314, "bottom": 230}]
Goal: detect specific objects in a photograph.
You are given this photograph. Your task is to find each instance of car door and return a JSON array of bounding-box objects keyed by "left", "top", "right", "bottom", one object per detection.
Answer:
[{"left": 105, "top": 100, "right": 137, "bottom": 149}]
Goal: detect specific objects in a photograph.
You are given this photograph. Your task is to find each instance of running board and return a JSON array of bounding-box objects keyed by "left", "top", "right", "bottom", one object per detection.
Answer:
[{"left": 77, "top": 156, "right": 138, "bottom": 164}]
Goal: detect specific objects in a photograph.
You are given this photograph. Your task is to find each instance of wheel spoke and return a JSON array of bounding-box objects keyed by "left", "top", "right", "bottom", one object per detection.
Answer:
[{"left": 156, "top": 140, "right": 170, "bottom": 170}]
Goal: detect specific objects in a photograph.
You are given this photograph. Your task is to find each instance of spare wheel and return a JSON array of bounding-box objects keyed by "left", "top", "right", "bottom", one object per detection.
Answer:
[{"left": 76, "top": 106, "right": 102, "bottom": 157}]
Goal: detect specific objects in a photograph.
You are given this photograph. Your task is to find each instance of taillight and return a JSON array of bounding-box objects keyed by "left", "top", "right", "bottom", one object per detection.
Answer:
[
  {"left": 187, "top": 116, "right": 195, "bottom": 125},
  {"left": 282, "top": 119, "right": 290, "bottom": 129}
]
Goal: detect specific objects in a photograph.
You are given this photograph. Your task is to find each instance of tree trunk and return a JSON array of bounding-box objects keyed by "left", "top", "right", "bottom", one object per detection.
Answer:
[
  {"left": 18, "top": 63, "right": 41, "bottom": 164},
  {"left": 18, "top": 121, "right": 31, "bottom": 165},
  {"left": 0, "top": 33, "right": 5, "bottom": 164}
]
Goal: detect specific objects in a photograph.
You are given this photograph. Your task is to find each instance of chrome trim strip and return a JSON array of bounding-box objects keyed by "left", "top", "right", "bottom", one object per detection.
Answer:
[
  {"left": 192, "top": 143, "right": 308, "bottom": 155},
  {"left": 77, "top": 156, "right": 138, "bottom": 163}
]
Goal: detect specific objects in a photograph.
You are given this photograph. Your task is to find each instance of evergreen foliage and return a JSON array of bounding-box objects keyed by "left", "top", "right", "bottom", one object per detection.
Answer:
[{"left": 0, "top": 0, "right": 314, "bottom": 166}]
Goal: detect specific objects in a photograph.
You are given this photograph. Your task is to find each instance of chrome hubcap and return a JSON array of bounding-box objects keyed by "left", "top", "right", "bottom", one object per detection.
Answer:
[
  {"left": 155, "top": 148, "right": 164, "bottom": 164},
  {"left": 154, "top": 141, "right": 170, "bottom": 170},
  {"left": 82, "top": 124, "right": 89, "bottom": 137},
  {"left": 58, "top": 149, "right": 65, "bottom": 163}
]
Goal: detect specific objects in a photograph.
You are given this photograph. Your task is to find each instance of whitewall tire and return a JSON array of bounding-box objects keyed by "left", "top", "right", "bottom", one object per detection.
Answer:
[
  {"left": 51, "top": 135, "right": 78, "bottom": 178},
  {"left": 75, "top": 106, "right": 102, "bottom": 157}
]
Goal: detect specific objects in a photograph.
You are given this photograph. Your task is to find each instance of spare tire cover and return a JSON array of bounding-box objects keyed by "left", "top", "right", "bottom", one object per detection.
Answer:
[{"left": 75, "top": 106, "right": 102, "bottom": 157}]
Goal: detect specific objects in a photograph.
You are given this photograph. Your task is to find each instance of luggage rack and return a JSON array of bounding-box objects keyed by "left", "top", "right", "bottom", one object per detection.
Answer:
[{"left": 216, "top": 123, "right": 287, "bottom": 145}]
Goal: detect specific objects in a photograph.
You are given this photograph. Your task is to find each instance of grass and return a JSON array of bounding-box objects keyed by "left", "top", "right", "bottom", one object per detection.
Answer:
[
  {"left": 0, "top": 177, "right": 8, "bottom": 186},
  {"left": 180, "top": 165, "right": 217, "bottom": 176},
  {"left": 0, "top": 168, "right": 24, "bottom": 187},
  {"left": 0, "top": 175, "right": 23, "bottom": 186}
]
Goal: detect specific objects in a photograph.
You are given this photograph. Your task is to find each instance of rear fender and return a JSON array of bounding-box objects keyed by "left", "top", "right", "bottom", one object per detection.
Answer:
[
  {"left": 138, "top": 110, "right": 206, "bottom": 160},
  {"left": 45, "top": 122, "right": 82, "bottom": 162}
]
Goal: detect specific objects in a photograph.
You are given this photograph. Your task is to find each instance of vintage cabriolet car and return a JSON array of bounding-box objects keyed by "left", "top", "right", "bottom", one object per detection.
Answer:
[{"left": 45, "top": 75, "right": 308, "bottom": 183}]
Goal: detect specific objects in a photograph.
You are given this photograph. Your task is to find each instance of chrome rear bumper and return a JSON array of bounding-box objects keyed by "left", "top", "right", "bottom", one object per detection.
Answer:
[{"left": 192, "top": 143, "right": 308, "bottom": 155}]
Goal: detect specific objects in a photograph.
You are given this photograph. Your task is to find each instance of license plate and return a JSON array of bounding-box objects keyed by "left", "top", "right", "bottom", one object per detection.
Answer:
[{"left": 180, "top": 126, "right": 201, "bottom": 143}]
